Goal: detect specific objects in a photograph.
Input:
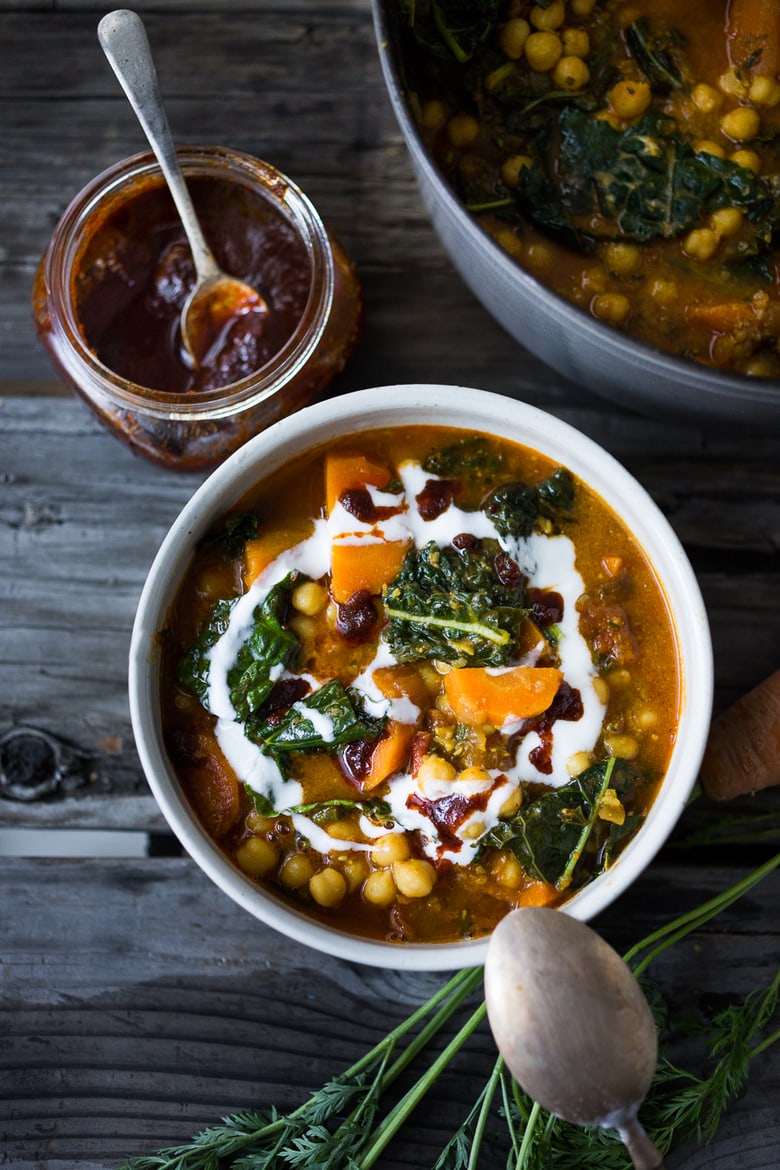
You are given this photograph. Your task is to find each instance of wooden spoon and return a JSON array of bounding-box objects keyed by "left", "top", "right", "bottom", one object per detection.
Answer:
[
  {"left": 484, "top": 906, "right": 665, "bottom": 1170},
  {"left": 98, "top": 9, "right": 267, "bottom": 368}
]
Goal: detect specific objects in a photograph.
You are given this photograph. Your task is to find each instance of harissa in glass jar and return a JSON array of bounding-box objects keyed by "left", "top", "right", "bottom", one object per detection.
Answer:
[{"left": 32, "top": 146, "right": 362, "bottom": 470}]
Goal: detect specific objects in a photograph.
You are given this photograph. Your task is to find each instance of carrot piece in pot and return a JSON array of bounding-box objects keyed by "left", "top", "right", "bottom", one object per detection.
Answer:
[{"left": 444, "top": 665, "right": 563, "bottom": 728}]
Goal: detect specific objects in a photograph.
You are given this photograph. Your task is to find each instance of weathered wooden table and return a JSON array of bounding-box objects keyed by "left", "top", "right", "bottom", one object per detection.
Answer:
[{"left": 1, "top": 4, "right": 779, "bottom": 1168}]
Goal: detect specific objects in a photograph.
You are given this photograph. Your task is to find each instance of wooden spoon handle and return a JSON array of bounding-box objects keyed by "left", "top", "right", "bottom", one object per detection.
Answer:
[{"left": 700, "top": 670, "right": 780, "bottom": 801}]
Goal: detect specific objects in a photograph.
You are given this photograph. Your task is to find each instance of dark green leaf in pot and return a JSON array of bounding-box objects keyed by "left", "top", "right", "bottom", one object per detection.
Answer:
[
  {"left": 247, "top": 680, "right": 386, "bottom": 756},
  {"left": 401, "top": 0, "right": 501, "bottom": 64},
  {"left": 624, "top": 18, "right": 687, "bottom": 93},
  {"left": 383, "top": 540, "right": 528, "bottom": 667}
]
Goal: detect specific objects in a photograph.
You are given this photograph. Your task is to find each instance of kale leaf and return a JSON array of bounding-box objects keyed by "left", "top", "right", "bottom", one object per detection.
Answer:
[
  {"left": 423, "top": 435, "right": 503, "bottom": 478},
  {"left": 483, "top": 467, "right": 575, "bottom": 540},
  {"left": 401, "top": 0, "right": 500, "bottom": 63},
  {"left": 178, "top": 597, "right": 238, "bottom": 706},
  {"left": 178, "top": 574, "right": 301, "bottom": 718},
  {"left": 383, "top": 539, "right": 528, "bottom": 666},
  {"left": 199, "top": 513, "right": 260, "bottom": 558},
  {"left": 481, "top": 758, "right": 642, "bottom": 887},
  {"left": 625, "top": 18, "right": 687, "bottom": 94},
  {"left": 247, "top": 680, "right": 385, "bottom": 756},
  {"left": 227, "top": 575, "right": 302, "bottom": 721},
  {"left": 517, "top": 109, "right": 763, "bottom": 244}
]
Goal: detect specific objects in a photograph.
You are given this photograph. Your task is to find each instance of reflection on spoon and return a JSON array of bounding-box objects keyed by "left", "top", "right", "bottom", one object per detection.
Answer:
[
  {"left": 484, "top": 906, "right": 666, "bottom": 1170},
  {"left": 97, "top": 9, "right": 267, "bottom": 368}
]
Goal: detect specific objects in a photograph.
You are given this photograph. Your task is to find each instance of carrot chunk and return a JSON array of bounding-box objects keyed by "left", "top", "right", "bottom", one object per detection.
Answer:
[
  {"left": 325, "top": 452, "right": 392, "bottom": 513},
  {"left": 519, "top": 879, "right": 559, "bottom": 907},
  {"left": 443, "top": 665, "right": 563, "bottom": 727},
  {"left": 330, "top": 539, "right": 409, "bottom": 603},
  {"left": 362, "top": 720, "right": 417, "bottom": 791},
  {"left": 244, "top": 525, "right": 311, "bottom": 586}
]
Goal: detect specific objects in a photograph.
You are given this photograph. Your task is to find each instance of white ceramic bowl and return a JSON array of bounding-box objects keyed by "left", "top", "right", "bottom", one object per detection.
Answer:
[{"left": 129, "top": 385, "right": 713, "bottom": 970}]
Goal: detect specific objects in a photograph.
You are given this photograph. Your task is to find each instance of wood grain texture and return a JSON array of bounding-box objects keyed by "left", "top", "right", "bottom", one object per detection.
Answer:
[
  {"left": 1, "top": 1, "right": 779, "bottom": 1167},
  {"left": 1, "top": 855, "right": 779, "bottom": 1170}
]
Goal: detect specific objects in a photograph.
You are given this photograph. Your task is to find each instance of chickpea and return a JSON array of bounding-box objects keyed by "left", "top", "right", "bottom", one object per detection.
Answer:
[
  {"left": 342, "top": 854, "right": 370, "bottom": 894},
  {"left": 447, "top": 112, "right": 480, "bottom": 148},
  {"left": 607, "top": 79, "right": 651, "bottom": 120},
  {"left": 581, "top": 265, "right": 608, "bottom": 294},
  {"left": 279, "top": 851, "right": 315, "bottom": 889},
  {"left": 491, "top": 851, "right": 524, "bottom": 888},
  {"left": 745, "top": 354, "right": 780, "bottom": 377},
  {"left": 371, "top": 831, "right": 411, "bottom": 867},
  {"left": 570, "top": 0, "right": 596, "bottom": 13},
  {"left": 525, "top": 31, "right": 563, "bottom": 73},
  {"left": 245, "top": 809, "right": 275, "bottom": 833},
  {"left": 605, "top": 733, "right": 640, "bottom": 761},
  {"left": 719, "top": 106, "right": 761, "bottom": 142},
  {"left": 730, "top": 148, "right": 761, "bottom": 174},
  {"left": 498, "top": 784, "right": 523, "bottom": 819},
  {"left": 417, "top": 753, "right": 457, "bottom": 785},
  {"left": 457, "top": 765, "right": 492, "bottom": 785},
  {"left": 566, "top": 750, "right": 594, "bottom": 776},
  {"left": 420, "top": 99, "right": 449, "bottom": 131},
  {"left": 530, "top": 1, "right": 565, "bottom": 31},
  {"left": 393, "top": 858, "right": 437, "bottom": 898},
  {"left": 309, "top": 867, "right": 347, "bottom": 908},
  {"left": 604, "top": 242, "right": 641, "bottom": 276},
  {"left": 592, "top": 675, "right": 610, "bottom": 704},
  {"left": 748, "top": 75, "right": 780, "bottom": 107},
  {"left": 649, "top": 279, "right": 678, "bottom": 306},
  {"left": 694, "top": 139, "right": 726, "bottom": 159},
  {"left": 235, "top": 836, "right": 277, "bottom": 878},
  {"left": 290, "top": 614, "right": 316, "bottom": 642},
  {"left": 492, "top": 225, "right": 525, "bottom": 259},
  {"left": 592, "top": 292, "right": 631, "bottom": 324},
  {"left": 292, "top": 580, "right": 327, "bottom": 616},
  {"left": 363, "top": 868, "right": 397, "bottom": 907},
  {"left": 525, "top": 240, "right": 555, "bottom": 269},
  {"left": 562, "top": 28, "right": 590, "bottom": 58},
  {"left": 553, "top": 56, "right": 590, "bottom": 91},
  {"left": 462, "top": 819, "right": 487, "bottom": 840},
  {"left": 718, "top": 69, "right": 748, "bottom": 98},
  {"left": 710, "top": 207, "right": 743, "bottom": 236},
  {"left": 691, "top": 83, "right": 722, "bottom": 114},
  {"left": 635, "top": 708, "right": 659, "bottom": 731},
  {"left": 607, "top": 667, "right": 631, "bottom": 690},
  {"left": 683, "top": 227, "right": 720, "bottom": 261},
  {"left": 499, "top": 17, "right": 531, "bottom": 59},
  {"left": 326, "top": 818, "right": 360, "bottom": 841},
  {"left": 501, "top": 153, "right": 533, "bottom": 188}
]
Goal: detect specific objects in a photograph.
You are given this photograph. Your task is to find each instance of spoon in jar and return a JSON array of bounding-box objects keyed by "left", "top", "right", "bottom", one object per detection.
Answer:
[
  {"left": 484, "top": 906, "right": 666, "bottom": 1170},
  {"left": 97, "top": 9, "right": 267, "bottom": 368}
]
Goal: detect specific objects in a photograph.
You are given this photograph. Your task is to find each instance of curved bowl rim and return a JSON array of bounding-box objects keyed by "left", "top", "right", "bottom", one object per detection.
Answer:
[{"left": 129, "top": 384, "right": 713, "bottom": 971}]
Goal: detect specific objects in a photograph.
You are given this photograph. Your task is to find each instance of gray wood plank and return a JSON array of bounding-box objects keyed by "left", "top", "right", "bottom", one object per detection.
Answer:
[{"left": 1, "top": 856, "right": 778, "bottom": 1169}]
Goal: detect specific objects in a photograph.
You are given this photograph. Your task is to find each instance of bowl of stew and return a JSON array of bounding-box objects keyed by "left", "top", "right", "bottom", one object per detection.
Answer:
[
  {"left": 129, "top": 384, "right": 713, "bottom": 969},
  {"left": 372, "top": 1, "right": 780, "bottom": 430}
]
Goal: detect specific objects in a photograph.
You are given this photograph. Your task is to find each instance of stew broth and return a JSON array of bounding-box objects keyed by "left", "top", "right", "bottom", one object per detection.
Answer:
[{"left": 159, "top": 426, "right": 680, "bottom": 943}]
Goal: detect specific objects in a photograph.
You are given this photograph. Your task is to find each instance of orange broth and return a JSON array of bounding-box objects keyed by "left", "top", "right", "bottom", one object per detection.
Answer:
[{"left": 159, "top": 426, "right": 680, "bottom": 944}]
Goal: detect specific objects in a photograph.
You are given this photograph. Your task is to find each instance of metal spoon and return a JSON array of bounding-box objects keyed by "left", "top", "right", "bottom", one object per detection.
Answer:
[
  {"left": 97, "top": 9, "right": 267, "bottom": 368},
  {"left": 484, "top": 906, "right": 665, "bottom": 1170}
]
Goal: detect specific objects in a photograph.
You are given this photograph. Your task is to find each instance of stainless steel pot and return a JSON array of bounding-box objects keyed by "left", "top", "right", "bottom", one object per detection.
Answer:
[{"left": 372, "top": 1, "right": 780, "bottom": 432}]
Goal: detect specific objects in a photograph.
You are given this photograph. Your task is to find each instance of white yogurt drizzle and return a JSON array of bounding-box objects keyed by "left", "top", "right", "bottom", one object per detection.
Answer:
[{"left": 203, "top": 459, "right": 606, "bottom": 864}]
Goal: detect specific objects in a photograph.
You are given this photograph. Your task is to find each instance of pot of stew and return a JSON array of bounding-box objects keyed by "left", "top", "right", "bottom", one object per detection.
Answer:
[{"left": 372, "top": 0, "right": 780, "bottom": 431}]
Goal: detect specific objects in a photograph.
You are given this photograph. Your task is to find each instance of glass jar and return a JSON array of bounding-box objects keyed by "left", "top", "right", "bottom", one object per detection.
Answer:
[{"left": 32, "top": 146, "right": 362, "bottom": 471}]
